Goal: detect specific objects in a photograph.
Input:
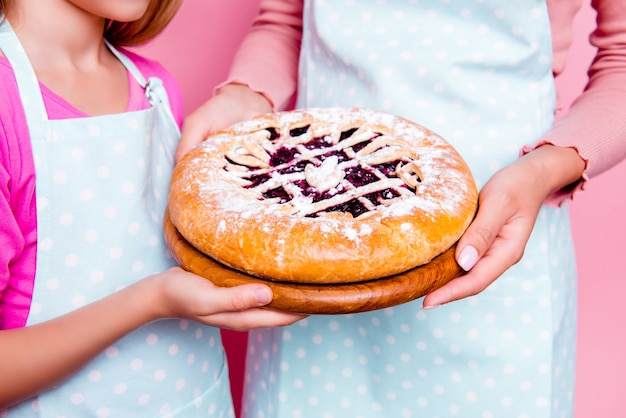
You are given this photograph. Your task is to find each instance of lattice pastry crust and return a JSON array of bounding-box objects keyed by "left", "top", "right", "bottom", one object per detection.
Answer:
[{"left": 168, "top": 108, "right": 478, "bottom": 284}]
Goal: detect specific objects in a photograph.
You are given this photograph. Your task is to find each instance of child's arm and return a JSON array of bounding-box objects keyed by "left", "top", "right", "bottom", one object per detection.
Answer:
[{"left": 0, "top": 268, "right": 303, "bottom": 408}]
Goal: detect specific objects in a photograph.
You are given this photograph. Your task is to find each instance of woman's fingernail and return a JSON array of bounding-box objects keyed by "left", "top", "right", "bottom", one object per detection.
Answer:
[
  {"left": 458, "top": 245, "right": 478, "bottom": 271},
  {"left": 255, "top": 288, "right": 272, "bottom": 305}
]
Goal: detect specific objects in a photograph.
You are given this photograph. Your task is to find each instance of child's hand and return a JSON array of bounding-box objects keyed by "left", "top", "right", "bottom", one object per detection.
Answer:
[
  {"left": 422, "top": 145, "right": 585, "bottom": 308},
  {"left": 0, "top": 267, "right": 303, "bottom": 407},
  {"left": 175, "top": 84, "right": 273, "bottom": 162},
  {"left": 150, "top": 267, "right": 305, "bottom": 331}
]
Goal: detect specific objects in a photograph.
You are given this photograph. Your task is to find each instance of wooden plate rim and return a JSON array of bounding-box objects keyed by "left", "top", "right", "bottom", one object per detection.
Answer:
[{"left": 164, "top": 209, "right": 462, "bottom": 314}]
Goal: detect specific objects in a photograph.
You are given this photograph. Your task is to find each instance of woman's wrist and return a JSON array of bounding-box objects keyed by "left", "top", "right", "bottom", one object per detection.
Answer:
[
  {"left": 521, "top": 144, "right": 586, "bottom": 199},
  {"left": 216, "top": 83, "right": 273, "bottom": 114}
]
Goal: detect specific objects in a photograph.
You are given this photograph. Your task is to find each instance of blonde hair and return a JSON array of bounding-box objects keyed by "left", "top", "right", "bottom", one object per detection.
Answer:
[{"left": 0, "top": 0, "right": 182, "bottom": 46}]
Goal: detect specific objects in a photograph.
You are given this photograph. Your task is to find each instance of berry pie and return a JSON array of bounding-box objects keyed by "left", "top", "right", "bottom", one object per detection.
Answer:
[{"left": 168, "top": 108, "right": 478, "bottom": 284}]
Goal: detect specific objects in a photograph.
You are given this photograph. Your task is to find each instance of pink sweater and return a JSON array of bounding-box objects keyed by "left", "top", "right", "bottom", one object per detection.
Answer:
[
  {"left": 226, "top": 0, "right": 626, "bottom": 205},
  {"left": 0, "top": 49, "right": 183, "bottom": 329}
]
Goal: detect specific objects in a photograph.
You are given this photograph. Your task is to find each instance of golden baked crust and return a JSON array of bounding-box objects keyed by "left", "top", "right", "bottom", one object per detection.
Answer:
[{"left": 168, "top": 108, "right": 478, "bottom": 284}]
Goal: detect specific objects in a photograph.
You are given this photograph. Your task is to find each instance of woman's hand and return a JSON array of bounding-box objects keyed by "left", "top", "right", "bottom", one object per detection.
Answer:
[
  {"left": 422, "top": 144, "right": 585, "bottom": 308},
  {"left": 151, "top": 267, "right": 306, "bottom": 331},
  {"left": 175, "top": 83, "right": 273, "bottom": 162}
]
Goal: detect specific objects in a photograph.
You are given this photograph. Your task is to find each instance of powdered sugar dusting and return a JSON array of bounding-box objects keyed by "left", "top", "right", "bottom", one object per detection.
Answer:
[{"left": 189, "top": 107, "right": 476, "bottom": 240}]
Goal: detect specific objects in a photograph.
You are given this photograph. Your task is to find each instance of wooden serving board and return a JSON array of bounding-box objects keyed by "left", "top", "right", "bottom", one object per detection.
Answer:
[{"left": 164, "top": 210, "right": 463, "bottom": 314}]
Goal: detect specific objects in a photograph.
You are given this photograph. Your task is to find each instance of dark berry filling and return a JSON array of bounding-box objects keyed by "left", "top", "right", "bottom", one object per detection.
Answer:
[
  {"left": 266, "top": 127, "right": 279, "bottom": 141},
  {"left": 325, "top": 200, "right": 370, "bottom": 218},
  {"left": 262, "top": 186, "right": 290, "bottom": 202},
  {"left": 339, "top": 127, "right": 358, "bottom": 141},
  {"left": 236, "top": 129, "right": 417, "bottom": 218},
  {"left": 246, "top": 172, "right": 272, "bottom": 188},
  {"left": 270, "top": 147, "right": 300, "bottom": 166},
  {"left": 344, "top": 165, "right": 379, "bottom": 187},
  {"left": 303, "top": 137, "right": 330, "bottom": 150},
  {"left": 290, "top": 125, "right": 310, "bottom": 137}
]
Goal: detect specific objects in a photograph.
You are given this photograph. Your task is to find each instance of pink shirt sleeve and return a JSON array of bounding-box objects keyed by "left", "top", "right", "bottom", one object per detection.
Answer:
[
  {"left": 225, "top": 0, "right": 303, "bottom": 111},
  {"left": 0, "top": 60, "right": 38, "bottom": 330},
  {"left": 523, "top": 0, "right": 626, "bottom": 206},
  {"left": 121, "top": 48, "right": 185, "bottom": 128},
  {"left": 227, "top": 0, "right": 626, "bottom": 207}
]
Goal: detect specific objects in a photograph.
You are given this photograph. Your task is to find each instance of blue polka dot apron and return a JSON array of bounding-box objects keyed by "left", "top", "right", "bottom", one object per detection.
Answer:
[
  {"left": 0, "top": 21, "right": 234, "bottom": 417},
  {"left": 242, "top": 1, "right": 577, "bottom": 417}
]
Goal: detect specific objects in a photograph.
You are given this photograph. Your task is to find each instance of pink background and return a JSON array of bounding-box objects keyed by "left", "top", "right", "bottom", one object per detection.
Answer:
[{"left": 135, "top": 2, "right": 626, "bottom": 417}]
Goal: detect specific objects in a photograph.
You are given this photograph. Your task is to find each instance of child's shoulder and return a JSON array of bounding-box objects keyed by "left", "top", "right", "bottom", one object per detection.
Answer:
[
  {"left": 117, "top": 48, "right": 174, "bottom": 81},
  {"left": 0, "top": 56, "right": 24, "bottom": 127},
  {"left": 117, "top": 48, "right": 163, "bottom": 73},
  {"left": 0, "top": 56, "right": 18, "bottom": 99},
  {"left": 0, "top": 56, "right": 30, "bottom": 181},
  {"left": 117, "top": 48, "right": 183, "bottom": 125}
]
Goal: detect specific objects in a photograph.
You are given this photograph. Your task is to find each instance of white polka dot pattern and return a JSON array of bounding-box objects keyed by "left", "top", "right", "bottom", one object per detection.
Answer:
[
  {"left": 242, "top": 1, "right": 576, "bottom": 417},
  {"left": 0, "top": 24, "right": 235, "bottom": 416}
]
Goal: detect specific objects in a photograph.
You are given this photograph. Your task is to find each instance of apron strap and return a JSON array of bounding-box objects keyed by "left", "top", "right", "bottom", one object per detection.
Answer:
[
  {"left": 0, "top": 20, "right": 180, "bottom": 138},
  {"left": 105, "top": 39, "right": 149, "bottom": 89},
  {"left": 106, "top": 40, "right": 181, "bottom": 136},
  {"left": 0, "top": 18, "right": 49, "bottom": 140}
]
